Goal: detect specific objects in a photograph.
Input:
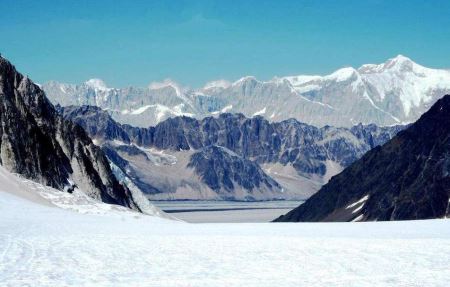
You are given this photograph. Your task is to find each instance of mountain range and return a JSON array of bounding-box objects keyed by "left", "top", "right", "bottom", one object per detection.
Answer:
[
  {"left": 275, "top": 95, "right": 450, "bottom": 221},
  {"left": 1, "top": 53, "right": 448, "bottom": 221},
  {"left": 43, "top": 55, "right": 450, "bottom": 128},
  {"left": 59, "top": 105, "right": 403, "bottom": 200}
]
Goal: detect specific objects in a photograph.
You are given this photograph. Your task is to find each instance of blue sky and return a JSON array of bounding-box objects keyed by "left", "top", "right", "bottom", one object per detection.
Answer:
[{"left": 1, "top": 0, "right": 449, "bottom": 88}]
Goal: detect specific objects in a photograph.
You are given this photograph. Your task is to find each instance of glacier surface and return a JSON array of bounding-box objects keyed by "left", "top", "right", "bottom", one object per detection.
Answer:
[{"left": 0, "top": 166, "right": 449, "bottom": 286}]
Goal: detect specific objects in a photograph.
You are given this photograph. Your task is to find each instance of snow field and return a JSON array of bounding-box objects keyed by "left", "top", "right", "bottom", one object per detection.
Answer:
[{"left": 0, "top": 166, "right": 449, "bottom": 286}]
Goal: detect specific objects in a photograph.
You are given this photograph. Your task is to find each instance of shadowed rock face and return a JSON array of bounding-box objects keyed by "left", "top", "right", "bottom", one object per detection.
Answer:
[
  {"left": 0, "top": 56, "right": 141, "bottom": 210},
  {"left": 60, "top": 105, "right": 403, "bottom": 200},
  {"left": 275, "top": 95, "right": 450, "bottom": 222},
  {"left": 61, "top": 105, "right": 403, "bottom": 175},
  {"left": 188, "top": 146, "right": 282, "bottom": 200}
]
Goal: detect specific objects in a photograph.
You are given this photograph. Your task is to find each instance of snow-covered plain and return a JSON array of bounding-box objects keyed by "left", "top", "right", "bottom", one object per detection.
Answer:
[{"left": 0, "top": 167, "right": 449, "bottom": 287}]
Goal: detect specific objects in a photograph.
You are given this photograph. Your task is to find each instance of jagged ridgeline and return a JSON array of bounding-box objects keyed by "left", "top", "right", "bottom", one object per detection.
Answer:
[
  {"left": 60, "top": 105, "right": 404, "bottom": 201},
  {"left": 0, "top": 56, "right": 147, "bottom": 212},
  {"left": 275, "top": 95, "right": 450, "bottom": 222},
  {"left": 43, "top": 55, "right": 450, "bottom": 128}
]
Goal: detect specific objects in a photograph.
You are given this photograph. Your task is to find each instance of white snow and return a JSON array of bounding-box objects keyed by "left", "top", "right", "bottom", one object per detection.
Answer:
[
  {"left": 0, "top": 165, "right": 160, "bottom": 216},
  {"left": 153, "top": 104, "right": 194, "bottom": 122},
  {"left": 0, "top": 165, "right": 450, "bottom": 286},
  {"left": 362, "top": 91, "right": 401, "bottom": 123},
  {"left": 282, "top": 75, "right": 322, "bottom": 86},
  {"left": 126, "top": 104, "right": 194, "bottom": 121},
  {"left": 280, "top": 55, "right": 450, "bottom": 119},
  {"left": 282, "top": 68, "right": 357, "bottom": 91},
  {"left": 148, "top": 79, "right": 182, "bottom": 97},
  {"left": 85, "top": 78, "right": 109, "bottom": 92},
  {"left": 297, "top": 94, "right": 335, "bottom": 109},
  {"left": 292, "top": 83, "right": 321, "bottom": 93},
  {"left": 252, "top": 107, "right": 266, "bottom": 116},
  {"left": 352, "top": 204, "right": 365, "bottom": 214},
  {"left": 346, "top": 195, "right": 370, "bottom": 215},
  {"left": 221, "top": 104, "right": 233, "bottom": 113},
  {"left": 203, "top": 79, "right": 231, "bottom": 90},
  {"left": 211, "top": 104, "right": 233, "bottom": 114},
  {"left": 130, "top": 105, "right": 153, "bottom": 115},
  {"left": 148, "top": 79, "right": 197, "bottom": 110},
  {"left": 346, "top": 195, "right": 370, "bottom": 209},
  {"left": 324, "top": 67, "right": 357, "bottom": 82},
  {"left": 137, "top": 147, "right": 178, "bottom": 166},
  {"left": 232, "top": 76, "right": 260, "bottom": 86},
  {"left": 359, "top": 55, "right": 450, "bottom": 115},
  {"left": 351, "top": 214, "right": 364, "bottom": 222}
]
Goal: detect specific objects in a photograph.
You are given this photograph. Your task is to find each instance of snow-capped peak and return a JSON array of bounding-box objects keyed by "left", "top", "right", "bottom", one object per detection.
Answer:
[
  {"left": 85, "top": 78, "right": 109, "bottom": 91},
  {"left": 232, "top": 76, "right": 259, "bottom": 86},
  {"left": 387, "top": 54, "right": 413, "bottom": 64},
  {"left": 280, "top": 75, "right": 322, "bottom": 86},
  {"left": 357, "top": 55, "right": 450, "bottom": 116},
  {"left": 324, "top": 67, "right": 358, "bottom": 82},
  {"left": 382, "top": 54, "right": 416, "bottom": 71},
  {"left": 358, "top": 55, "right": 419, "bottom": 74},
  {"left": 148, "top": 79, "right": 182, "bottom": 97},
  {"left": 203, "top": 80, "right": 231, "bottom": 90}
]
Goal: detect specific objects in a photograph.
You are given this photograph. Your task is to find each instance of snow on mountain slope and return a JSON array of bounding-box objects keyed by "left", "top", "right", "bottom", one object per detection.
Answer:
[
  {"left": 0, "top": 171, "right": 449, "bottom": 286},
  {"left": 85, "top": 78, "right": 110, "bottom": 92},
  {"left": 0, "top": 165, "right": 165, "bottom": 217},
  {"left": 281, "top": 55, "right": 450, "bottom": 126},
  {"left": 202, "top": 79, "right": 232, "bottom": 91},
  {"left": 44, "top": 55, "right": 450, "bottom": 128},
  {"left": 359, "top": 55, "right": 450, "bottom": 115}
]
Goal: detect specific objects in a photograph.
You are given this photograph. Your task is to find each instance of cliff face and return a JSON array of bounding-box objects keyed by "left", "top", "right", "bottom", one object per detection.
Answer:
[
  {"left": 0, "top": 57, "right": 142, "bottom": 211},
  {"left": 188, "top": 145, "right": 282, "bottom": 200},
  {"left": 275, "top": 95, "right": 450, "bottom": 222}
]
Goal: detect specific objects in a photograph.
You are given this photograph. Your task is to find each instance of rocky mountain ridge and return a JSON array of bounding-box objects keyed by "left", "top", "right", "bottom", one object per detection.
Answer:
[
  {"left": 275, "top": 95, "right": 450, "bottom": 221},
  {"left": 60, "top": 105, "right": 403, "bottom": 200}
]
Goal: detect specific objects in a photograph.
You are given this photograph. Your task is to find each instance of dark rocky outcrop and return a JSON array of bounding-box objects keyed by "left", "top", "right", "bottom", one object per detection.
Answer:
[
  {"left": 59, "top": 105, "right": 403, "bottom": 200},
  {"left": 61, "top": 105, "right": 403, "bottom": 177},
  {"left": 275, "top": 95, "right": 450, "bottom": 222},
  {"left": 0, "top": 56, "right": 142, "bottom": 211},
  {"left": 188, "top": 146, "right": 282, "bottom": 200}
]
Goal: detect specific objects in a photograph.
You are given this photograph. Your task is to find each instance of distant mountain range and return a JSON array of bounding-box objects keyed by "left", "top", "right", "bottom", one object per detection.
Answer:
[
  {"left": 60, "top": 105, "right": 402, "bottom": 200},
  {"left": 43, "top": 55, "right": 450, "bottom": 127},
  {"left": 275, "top": 95, "right": 450, "bottom": 222}
]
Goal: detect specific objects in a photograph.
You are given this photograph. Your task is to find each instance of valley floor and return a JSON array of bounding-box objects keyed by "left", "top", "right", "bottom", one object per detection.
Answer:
[
  {"left": 151, "top": 200, "right": 304, "bottom": 223},
  {"left": 0, "top": 168, "right": 449, "bottom": 286}
]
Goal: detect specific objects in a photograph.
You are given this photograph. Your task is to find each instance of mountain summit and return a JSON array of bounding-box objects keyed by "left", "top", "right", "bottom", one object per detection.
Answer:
[{"left": 275, "top": 95, "right": 450, "bottom": 222}]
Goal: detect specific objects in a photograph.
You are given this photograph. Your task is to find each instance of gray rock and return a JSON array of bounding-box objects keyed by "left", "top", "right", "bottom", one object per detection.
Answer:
[
  {"left": 60, "top": 105, "right": 403, "bottom": 200},
  {"left": 0, "top": 57, "right": 143, "bottom": 211},
  {"left": 275, "top": 95, "right": 450, "bottom": 222},
  {"left": 188, "top": 146, "right": 282, "bottom": 200}
]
